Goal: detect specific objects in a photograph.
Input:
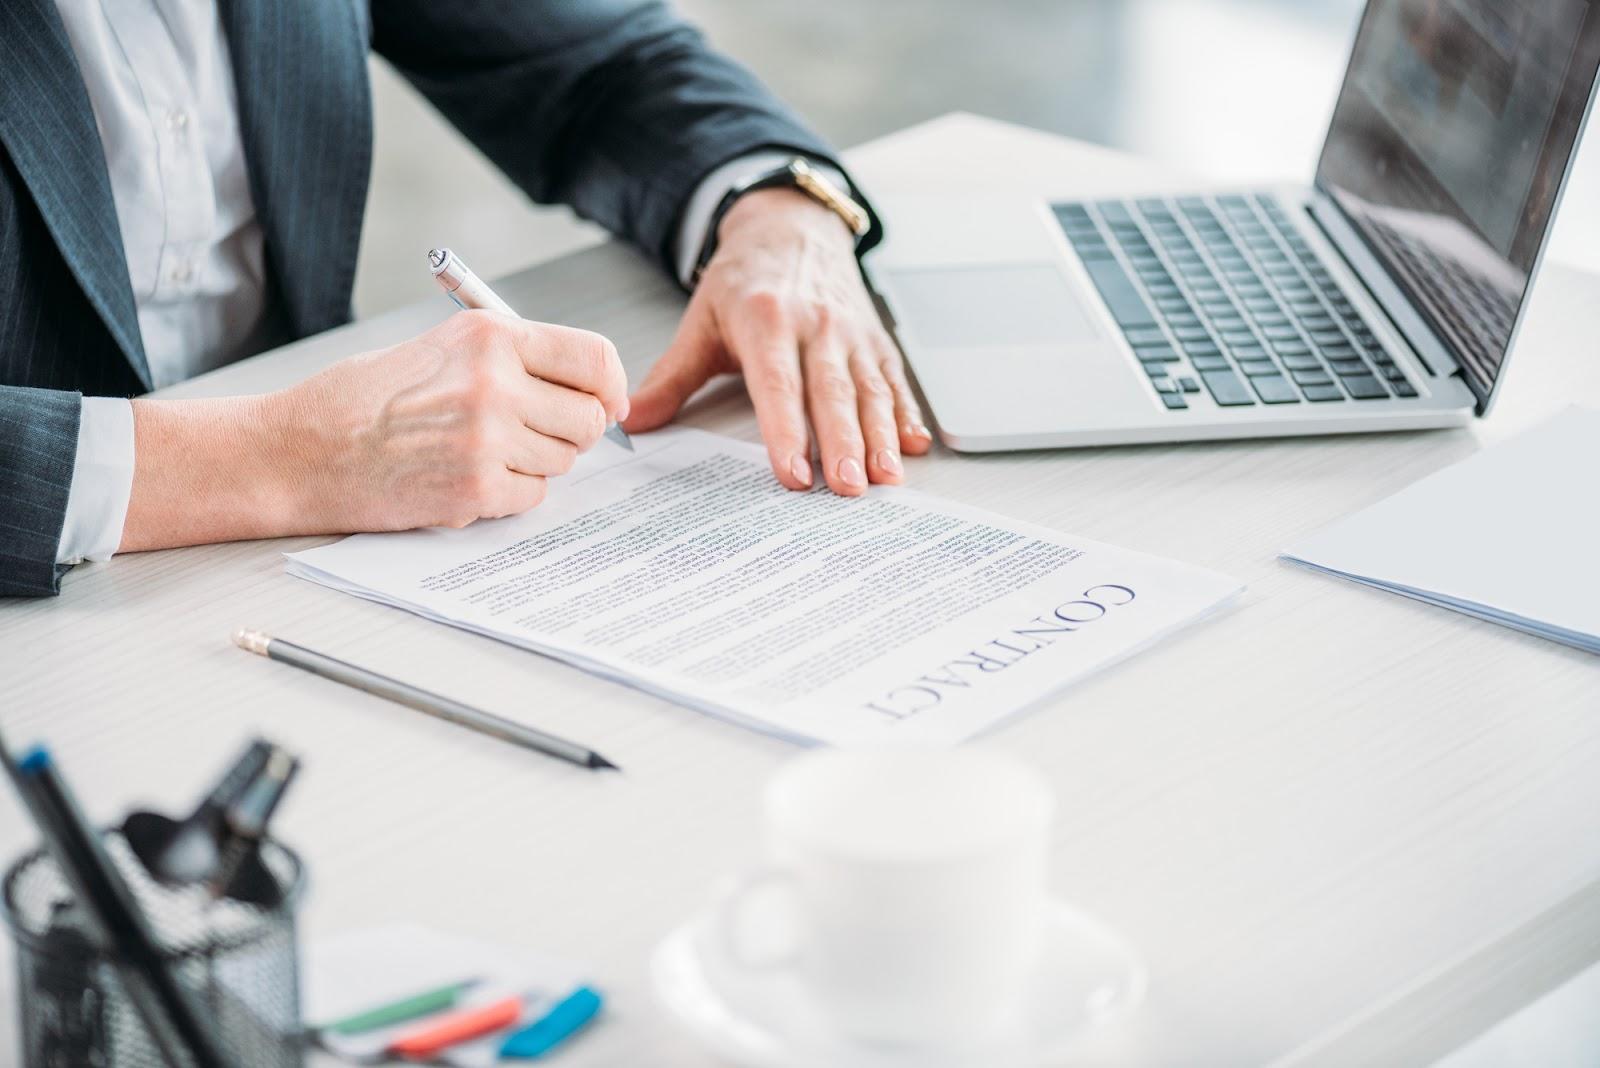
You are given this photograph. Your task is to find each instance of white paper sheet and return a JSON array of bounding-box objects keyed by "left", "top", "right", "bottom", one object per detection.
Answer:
[
  {"left": 287, "top": 428, "right": 1241, "bottom": 746},
  {"left": 1283, "top": 407, "right": 1600, "bottom": 654}
]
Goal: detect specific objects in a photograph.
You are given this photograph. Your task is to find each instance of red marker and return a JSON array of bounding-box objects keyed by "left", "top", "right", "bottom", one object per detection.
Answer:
[{"left": 386, "top": 994, "right": 523, "bottom": 1059}]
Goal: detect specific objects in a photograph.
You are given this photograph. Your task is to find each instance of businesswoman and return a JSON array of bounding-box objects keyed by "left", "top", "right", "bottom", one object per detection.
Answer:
[{"left": 0, "top": 0, "right": 931, "bottom": 598}]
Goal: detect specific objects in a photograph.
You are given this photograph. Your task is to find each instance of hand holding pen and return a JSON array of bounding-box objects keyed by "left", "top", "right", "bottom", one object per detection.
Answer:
[
  {"left": 429, "top": 248, "right": 633, "bottom": 451},
  {"left": 249, "top": 265, "right": 629, "bottom": 535}
]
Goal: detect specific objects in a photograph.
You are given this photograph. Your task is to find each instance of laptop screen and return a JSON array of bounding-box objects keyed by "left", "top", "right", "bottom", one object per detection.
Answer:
[{"left": 1316, "top": 0, "right": 1600, "bottom": 407}]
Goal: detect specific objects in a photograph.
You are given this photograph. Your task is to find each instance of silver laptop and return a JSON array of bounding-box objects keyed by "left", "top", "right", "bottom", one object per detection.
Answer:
[{"left": 870, "top": 0, "right": 1600, "bottom": 451}]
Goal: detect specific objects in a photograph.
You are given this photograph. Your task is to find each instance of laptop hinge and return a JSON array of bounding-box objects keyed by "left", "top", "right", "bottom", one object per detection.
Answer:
[{"left": 1305, "top": 193, "right": 1464, "bottom": 383}]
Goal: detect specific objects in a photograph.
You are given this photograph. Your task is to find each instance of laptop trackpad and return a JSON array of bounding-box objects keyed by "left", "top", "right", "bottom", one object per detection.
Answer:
[{"left": 883, "top": 265, "right": 1101, "bottom": 348}]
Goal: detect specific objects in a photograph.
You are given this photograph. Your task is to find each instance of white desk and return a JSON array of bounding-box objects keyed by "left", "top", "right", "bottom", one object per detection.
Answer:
[{"left": 3, "top": 114, "right": 1598, "bottom": 1066}]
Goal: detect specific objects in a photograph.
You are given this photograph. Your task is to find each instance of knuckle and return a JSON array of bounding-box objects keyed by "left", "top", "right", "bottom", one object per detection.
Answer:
[
  {"left": 525, "top": 477, "right": 549, "bottom": 509},
  {"left": 455, "top": 308, "right": 501, "bottom": 346},
  {"left": 855, "top": 374, "right": 893, "bottom": 402},
  {"left": 811, "top": 372, "right": 856, "bottom": 406},
  {"left": 549, "top": 440, "right": 578, "bottom": 475},
  {"left": 741, "top": 288, "right": 788, "bottom": 329},
  {"left": 758, "top": 365, "right": 804, "bottom": 400},
  {"left": 583, "top": 397, "right": 609, "bottom": 442},
  {"left": 569, "top": 330, "right": 615, "bottom": 384},
  {"left": 807, "top": 301, "right": 834, "bottom": 334},
  {"left": 570, "top": 394, "right": 607, "bottom": 447}
]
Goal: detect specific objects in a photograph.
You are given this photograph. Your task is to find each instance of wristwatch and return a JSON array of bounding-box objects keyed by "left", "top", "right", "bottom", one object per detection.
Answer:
[{"left": 691, "top": 156, "right": 873, "bottom": 286}]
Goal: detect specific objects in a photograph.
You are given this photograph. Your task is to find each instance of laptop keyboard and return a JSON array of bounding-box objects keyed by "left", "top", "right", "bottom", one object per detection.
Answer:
[
  {"left": 1053, "top": 194, "right": 1417, "bottom": 410},
  {"left": 1368, "top": 216, "right": 1515, "bottom": 388}
]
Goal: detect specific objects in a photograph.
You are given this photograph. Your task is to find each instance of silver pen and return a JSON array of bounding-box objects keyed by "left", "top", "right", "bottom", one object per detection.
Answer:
[
  {"left": 428, "top": 247, "right": 633, "bottom": 451},
  {"left": 232, "top": 628, "right": 620, "bottom": 772}
]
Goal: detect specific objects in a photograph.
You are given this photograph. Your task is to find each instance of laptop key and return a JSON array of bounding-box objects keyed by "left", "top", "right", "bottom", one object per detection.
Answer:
[
  {"left": 1290, "top": 367, "right": 1333, "bottom": 386},
  {"left": 1342, "top": 374, "right": 1390, "bottom": 399},
  {"left": 1081, "top": 258, "right": 1156, "bottom": 327},
  {"left": 1238, "top": 359, "right": 1279, "bottom": 377},
  {"left": 1124, "top": 326, "right": 1167, "bottom": 346},
  {"left": 1392, "top": 380, "right": 1418, "bottom": 398},
  {"left": 1251, "top": 375, "right": 1300, "bottom": 404},
  {"left": 1282, "top": 353, "right": 1322, "bottom": 370},
  {"left": 1190, "top": 354, "right": 1231, "bottom": 372},
  {"left": 1302, "top": 383, "right": 1345, "bottom": 402},
  {"left": 1178, "top": 377, "right": 1200, "bottom": 393},
  {"left": 1328, "top": 358, "right": 1368, "bottom": 375},
  {"left": 1200, "top": 370, "right": 1255, "bottom": 406},
  {"left": 1160, "top": 393, "right": 1188, "bottom": 410}
]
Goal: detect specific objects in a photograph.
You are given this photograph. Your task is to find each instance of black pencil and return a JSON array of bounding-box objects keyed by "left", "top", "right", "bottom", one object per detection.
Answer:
[{"left": 231, "top": 629, "right": 620, "bottom": 772}]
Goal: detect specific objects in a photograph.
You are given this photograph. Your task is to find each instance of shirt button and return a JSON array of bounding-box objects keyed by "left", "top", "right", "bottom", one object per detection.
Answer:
[
  {"left": 166, "top": 109, "right": 190, "bottom": 133},
  {"left": 169, "top": 260, "right": 193, "bottom": 285}
]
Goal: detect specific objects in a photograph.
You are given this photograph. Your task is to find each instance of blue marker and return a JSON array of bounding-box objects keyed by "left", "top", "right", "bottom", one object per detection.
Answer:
[{"left": 499, "top": 985, "right": 603, "bottom": 1059}]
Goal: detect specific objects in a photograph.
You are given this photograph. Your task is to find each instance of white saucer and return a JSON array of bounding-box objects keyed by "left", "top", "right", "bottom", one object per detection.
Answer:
[{"left": 651, "top": 899, "right": 1147, "bottom": 1068}]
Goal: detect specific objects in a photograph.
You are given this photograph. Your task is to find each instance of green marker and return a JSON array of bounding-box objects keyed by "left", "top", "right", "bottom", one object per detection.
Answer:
[{"left": 325, "top": 979, "right": 479, "bottom": 1035}]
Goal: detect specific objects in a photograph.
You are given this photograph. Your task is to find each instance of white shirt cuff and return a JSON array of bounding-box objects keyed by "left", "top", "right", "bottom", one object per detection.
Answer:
[
  {"left": 58, "top": 396, "right": 136, "bottom": 564},
  {"left": 674, "top": 151, "right": 850, "bottom": 287}
]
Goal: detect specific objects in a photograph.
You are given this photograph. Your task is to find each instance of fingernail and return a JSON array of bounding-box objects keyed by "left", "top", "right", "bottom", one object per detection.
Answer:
[
  {"left": 789, "top": 454, "right": 813, "bottom": 488},
  {"left": 906, "top": 422, "right": 932, "bottom": 440},
  {"left": 875, "top": 449, "right": 902, "bottom": 477},
  {"left": 618, "top": 398, "right": 631, "bottom": 421},
  {"left": 837, "top": 456, "right": 866, "bottom": 488}
]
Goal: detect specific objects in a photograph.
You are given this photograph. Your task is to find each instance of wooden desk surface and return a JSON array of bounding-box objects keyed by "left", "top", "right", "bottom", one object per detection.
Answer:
[{"left": 3, "top": 114, "right": 1598, "bottom": 1066}]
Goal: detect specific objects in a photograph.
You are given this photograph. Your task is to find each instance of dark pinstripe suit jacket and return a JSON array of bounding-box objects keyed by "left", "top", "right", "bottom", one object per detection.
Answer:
[{"left": 0, "top": 0, "right": 855, "bottom": 597}]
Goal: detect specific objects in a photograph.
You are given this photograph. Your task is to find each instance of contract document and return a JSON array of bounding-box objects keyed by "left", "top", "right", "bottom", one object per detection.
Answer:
[{"left": 287, "top": 429, "right": 1241, "bottom": 746}]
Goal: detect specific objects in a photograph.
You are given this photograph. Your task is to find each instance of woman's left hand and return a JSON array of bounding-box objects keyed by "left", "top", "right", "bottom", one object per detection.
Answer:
[{"left": 622, "top": 187, "right": 933, "bottom": 496}]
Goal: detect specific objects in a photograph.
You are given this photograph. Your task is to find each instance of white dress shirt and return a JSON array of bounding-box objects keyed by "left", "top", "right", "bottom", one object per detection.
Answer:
[{"left": 53, "top": 0, "right": 841, "bottom": 565}]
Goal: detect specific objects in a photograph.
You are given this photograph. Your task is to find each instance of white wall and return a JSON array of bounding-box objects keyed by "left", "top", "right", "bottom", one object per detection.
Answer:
[{"left": 351, "top": 0, "right": 1599, "bottom": 320}]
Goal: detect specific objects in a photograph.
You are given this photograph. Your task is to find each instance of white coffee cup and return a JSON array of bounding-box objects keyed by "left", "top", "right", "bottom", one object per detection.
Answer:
[{"left": 716, "top": 747, "right": 1054, "bottom": 1046}]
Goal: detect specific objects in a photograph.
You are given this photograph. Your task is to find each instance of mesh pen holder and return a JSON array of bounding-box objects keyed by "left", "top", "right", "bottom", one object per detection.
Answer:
[{"left": 3, "top": 831, "right": 305, "bottom": 1068}]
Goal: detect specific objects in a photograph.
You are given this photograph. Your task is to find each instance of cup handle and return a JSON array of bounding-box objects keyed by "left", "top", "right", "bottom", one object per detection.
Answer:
[{"left": 714, "top": 867, "right": 802, "bottom": 971}]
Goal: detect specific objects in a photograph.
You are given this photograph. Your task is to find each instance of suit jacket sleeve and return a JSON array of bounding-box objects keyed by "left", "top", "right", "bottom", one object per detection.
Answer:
[
  {"left": 0, "top": 386, "right": 81, "bottom": 597},
  {"left": 370, "top": 0, "right": 878, "bottom": 279}
]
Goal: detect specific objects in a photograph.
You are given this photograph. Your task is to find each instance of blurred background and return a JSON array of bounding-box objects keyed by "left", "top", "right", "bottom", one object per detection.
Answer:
[{"left": 352, "top": 0, "right": 1598, "bottom": 317}]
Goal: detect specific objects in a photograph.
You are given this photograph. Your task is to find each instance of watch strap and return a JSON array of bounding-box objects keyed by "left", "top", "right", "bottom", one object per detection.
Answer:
[{"left": 691, "top": 157, "right": 872, "bottom": 286}]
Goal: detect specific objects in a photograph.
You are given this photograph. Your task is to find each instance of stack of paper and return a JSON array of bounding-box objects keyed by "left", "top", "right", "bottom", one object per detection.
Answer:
[
  {"left": 1283, "top": 407, "right": 1600, "bottom": 653},
  {"left": 287, "top": 428, "right": 1241, "bottom": 746}
]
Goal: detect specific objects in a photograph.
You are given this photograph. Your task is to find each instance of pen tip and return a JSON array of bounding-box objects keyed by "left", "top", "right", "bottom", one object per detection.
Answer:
[
  {"left": 589, "top": 753, "right": 621, "bottom": 772},
  {"left": 428, "top": 248, "right": 449, "bottom": 273}
]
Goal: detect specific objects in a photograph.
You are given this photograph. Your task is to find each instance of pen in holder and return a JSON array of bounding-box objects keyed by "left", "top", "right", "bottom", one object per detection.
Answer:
[{"left": 3, "top": 831, "right": 306, "bottom": 1068}]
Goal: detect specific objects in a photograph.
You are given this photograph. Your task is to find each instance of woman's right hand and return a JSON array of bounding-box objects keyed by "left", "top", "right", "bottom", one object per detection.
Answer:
[
  {"left": 119, "top": 311, "right": 628, "bottom": 551},
  {"left": 282, "top": 310, "right": 630, "bottom": 530}
]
